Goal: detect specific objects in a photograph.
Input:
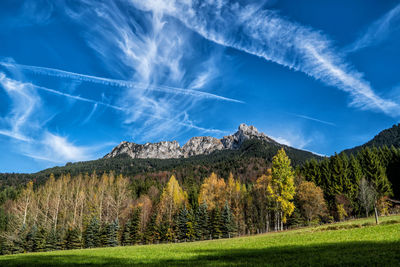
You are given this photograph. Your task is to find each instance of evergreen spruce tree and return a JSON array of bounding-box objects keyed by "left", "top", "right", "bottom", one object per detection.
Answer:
[
  {"left": 24, "top": 224, "right": 38, "bottom": 252},
  {"left": 358, "top": 147, "right": 392, "bottom": 223},
  {"left": 46, "top": 229, "right": 62, "bottom": 251},
  {"left": 11, "top": 228, "right": 25, "bottom": 254},
  {"left": 302, "top": 159, "right": 321, "bottom": 185},
  {"left": 25, "top": 225, "right": 45, "bottom": 252},
  {"left": 0, "top": 236, "right": 11, "bottom": 255},
  {"left": 108, "top": 219, "right": 119, "bottom": 247},
  {"left": 64, "top": 227, "right": 82, "bottom": 250},
  {"left": 197, "top": 202, "right": 209, "bottom": 240},
  {"left": 100, "top": 223, "right": 109, "bottom": 247},
  {"left": 84, "top": 216, "right": 101, "bottom": 248},
  {"left": 319, "top": 158, "right": 333, "bottom": 205},
  {"left": 329, "top": 153, "right": 345, "bottom": 197},
  {"left": 348, "top": 155, "right": 363, "bottom": 209},
  {"left": 359, "top": 147, "right": 392, "bottom": 197},
  {"left": 177, "top": 206, "right": 189, "bottom": 242},
  {"left": 158, "top": 217, "right": 170, "bottom": 243},
  {"left": 35, "top": 228, "right": 46, "bottom": 252},
  {"left": 121, "top": 220, "right": 132, "bottom": 246},
  {"left": 387, "top": 146, "right": 400, "bottom": 198},
  {"left": 221, "top": 203, "right": 235, "bottom": 238},
  {"left": 210, "top": 208, "right": 222, "bottom": 239},
  {"left": 143, "top": 214, "right": 158, "bottom": 244},
  {"left": 130, "top": 208, "right": 141, "bottom": 244}
]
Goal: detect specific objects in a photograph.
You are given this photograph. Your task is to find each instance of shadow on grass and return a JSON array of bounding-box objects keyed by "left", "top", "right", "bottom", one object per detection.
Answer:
[{"left": 1, "top": 241, "right": 400, "bottom": 266}]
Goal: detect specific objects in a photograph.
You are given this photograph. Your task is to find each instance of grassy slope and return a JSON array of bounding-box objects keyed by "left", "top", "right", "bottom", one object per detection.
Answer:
[{"left": 1, "top": 216, "right": 400, "bottom": 266}]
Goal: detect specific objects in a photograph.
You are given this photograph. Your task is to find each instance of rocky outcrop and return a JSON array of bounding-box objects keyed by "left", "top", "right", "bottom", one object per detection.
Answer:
[
  {"left": 182, "top": 136, "right": 224, "bottom": 157},
  {"left": 105, "top": 141, "right": 183, "bottom": 159},
  {"left": 104, "top": 123, "right": 277, "bottom": 159},
  {"left": 221, "top": 123, "right": 276, "bottom": 149}
]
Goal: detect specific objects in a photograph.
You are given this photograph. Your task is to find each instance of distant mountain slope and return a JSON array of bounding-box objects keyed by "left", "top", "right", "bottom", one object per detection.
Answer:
[
  {"left": 344, "top": 124, "right": 400, "bottom": 154},
  {"left": 0, "top": 138, "right": 321, "bottom": 187}
]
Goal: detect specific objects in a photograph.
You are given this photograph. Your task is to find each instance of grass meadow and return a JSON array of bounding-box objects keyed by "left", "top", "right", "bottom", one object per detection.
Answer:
[{"left": 1, "top": 215, "right": 399, "bottom": 266}]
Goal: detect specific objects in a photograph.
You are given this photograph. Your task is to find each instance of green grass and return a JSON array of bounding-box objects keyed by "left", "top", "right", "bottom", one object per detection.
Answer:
[{"left": 1, "top": 215, "right": 400, "bottom": 266}]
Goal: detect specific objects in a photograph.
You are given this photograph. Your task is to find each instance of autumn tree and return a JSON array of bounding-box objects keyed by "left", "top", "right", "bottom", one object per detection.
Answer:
[
  {"left": 296, "top": 181, "right": 327, "bottom": 224},
  {"left": 158, "top": 176, "right": 187, "bottom": 222},
  {"left": 269, "top": 149, "right": 296, "bottom": 230},
  {"left": 255, "top": 169, "right": 274, "bottom": 233},
  {"left": 198, "top": 173, "right": 226, "bottom": 211},
  {"left": 226, "top": 173, "right": 246, "bottom": 235}
]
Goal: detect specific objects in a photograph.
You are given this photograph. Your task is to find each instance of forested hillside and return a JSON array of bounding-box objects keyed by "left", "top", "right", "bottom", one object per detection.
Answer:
[
  {"left": 0, "top": 139, "right": 320, "bottom": 188},
  {"left": 344, "top": 124, "right": 400, "bottom": 154},
  {"left": 0, "top": 145, "right": 398, "bottom": 255}
]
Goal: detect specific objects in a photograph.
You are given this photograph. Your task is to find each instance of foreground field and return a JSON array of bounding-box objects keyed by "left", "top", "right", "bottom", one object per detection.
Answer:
[{"left": 1, "top": 215, "right": 400, "bottom": 266}]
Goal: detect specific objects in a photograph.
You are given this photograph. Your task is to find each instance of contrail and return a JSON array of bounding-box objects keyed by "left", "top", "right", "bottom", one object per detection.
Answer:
[
  {"left": 32, "top": 83, "right": 126, "bottom": 111},
  {"left": 288, "top": 113, "right": 336, "bottom": 127},
  {"left": 0, "top": 61, "right": 244, "bottom": 104},
  {"left": 31, "top": 82, "right": 227, "bottom": 134}
]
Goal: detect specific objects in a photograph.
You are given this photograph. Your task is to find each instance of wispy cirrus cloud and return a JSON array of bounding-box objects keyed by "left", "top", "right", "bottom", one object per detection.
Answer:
[
  {"left": 61, "top": 0, "right": 234, "bottom": 140},
  {"left": 0, "top": 72, "right": 100, "bottom": 163},
  {"left": 346, "top": 3, "right": 400, "bottom": 53},
  {"left": 130, "top": 0, "right": 400, "bottom": 117}
]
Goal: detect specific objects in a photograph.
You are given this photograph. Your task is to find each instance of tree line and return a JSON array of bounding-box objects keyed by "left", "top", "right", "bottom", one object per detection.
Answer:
[
  {"left": 0, "top": 147, "right": 397, "bottom": 254},
  {"left": 300, "top": 146, "right": 399, "bottom": 221}
]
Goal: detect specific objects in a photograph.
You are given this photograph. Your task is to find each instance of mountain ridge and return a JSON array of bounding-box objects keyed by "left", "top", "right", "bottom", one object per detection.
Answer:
[{"left": 104, "top": 123, "right": 278, "bottom": 159}]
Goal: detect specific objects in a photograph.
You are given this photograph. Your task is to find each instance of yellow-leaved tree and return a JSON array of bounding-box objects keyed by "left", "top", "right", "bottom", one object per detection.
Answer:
[
  {"left": 269, "top": 148, "right": 296, "bottom": 230},
  {"left": 198, "top": 172, "right": 226, "bottom": 210},
  {"left": 226, "top": 173, "right": 246, "bottom": 234},
  {"left": 158, "top": 175, "right": 188, "bottom": 222},
  {"left": 255, "top": 168, "right": 274, "bottom": 232}
]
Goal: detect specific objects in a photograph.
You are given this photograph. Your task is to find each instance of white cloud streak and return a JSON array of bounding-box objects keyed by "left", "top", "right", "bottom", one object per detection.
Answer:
[
  {"left": 62, "top": 0, "right": 232, "bottom": 140},
  {"left": 346, "top": 3, "right": 400, "bottom": 52},
  {"left": 0, "top": 61, "right": 243, "bottom": 103},
  {"left": 130, "top": 0, "right": 400, "bottom": 117},
  {"left": 0, "top": 72, "right": 97, "bottom": 163},
  {"left": 289, "top": 113, "right": 336, "bottom": 127}
]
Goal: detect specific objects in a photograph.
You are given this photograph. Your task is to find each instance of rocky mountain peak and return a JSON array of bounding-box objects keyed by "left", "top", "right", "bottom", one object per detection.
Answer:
[{"left": 104, "top": 123, "right": 277, "bottom": 159}]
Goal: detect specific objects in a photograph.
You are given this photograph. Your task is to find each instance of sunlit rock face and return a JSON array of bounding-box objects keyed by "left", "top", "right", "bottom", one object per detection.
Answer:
[{"left": 104, "top": 123, "right": 277, "bottom": 159}]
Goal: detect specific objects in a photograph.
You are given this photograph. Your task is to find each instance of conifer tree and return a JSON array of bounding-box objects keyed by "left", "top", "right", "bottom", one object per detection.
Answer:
[
  {"left": 35, "top": 228, "right": 46, "bottom": 252},
  {"left": 121, "top": 220, "right": 132, "bottom": 246},
  {"left": 221, "top": 203, "right": 235, "bottom": 238},
  {"left": 210, "top": 208, "right": 222, "bottom": 239},
  {"left": 106, "top": 219, "right": 119, "bottom": 247},
  {"left": 129, "top": 208, "right": 141, "bottom": 244},
  {"left": 25, "top": 224, "right": 38, "bottom": 252},
  {"left": 177, "top": 206, "right": 189, "bottom": 241},
  {"left": 64, "top": 227, "right": 82, "bottom": 250},
  {"left": 45, "top": 228, "right": 62, "bottom": 251},
  {"left": 359, "top": 147, "right": 392, "bottom": 197},
  {"left": 348, "top": 155, "right": 363, "bottom": 209},
  {"left": 186, "top": 221, "right": 196, "bottom": 241},
  {"left": 84, "top": 216, "right": 101, "bottom": 248},
  {"left": 143, "top": 214, "right": 158, "bottom": 244},
  {"left": 196, "top": 202, "right": 209, "bottom": 240},
  {"left": 358, "top": 147, "right": 392, "bottom": 223}
]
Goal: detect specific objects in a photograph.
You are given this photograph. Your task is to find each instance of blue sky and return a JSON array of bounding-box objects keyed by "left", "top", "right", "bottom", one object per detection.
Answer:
[{"left": 0, "top": 0, "right": 399, "bottom": 173}]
